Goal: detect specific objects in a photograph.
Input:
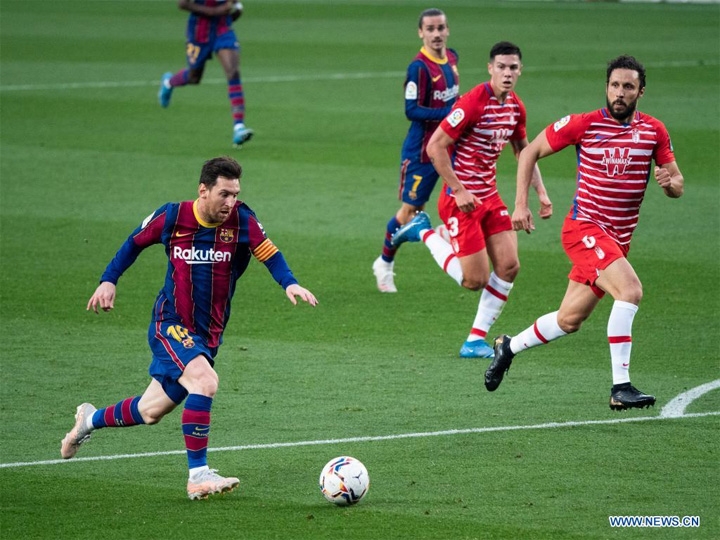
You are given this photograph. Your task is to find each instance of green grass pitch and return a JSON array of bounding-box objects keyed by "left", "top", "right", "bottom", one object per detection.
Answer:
[{"left": 1, "top": 1, "right": 718, "bottom": 539}]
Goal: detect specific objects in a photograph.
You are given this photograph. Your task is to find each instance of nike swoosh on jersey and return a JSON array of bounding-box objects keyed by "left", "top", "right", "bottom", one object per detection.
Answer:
[{"left": 432, "top": 75, "right": 442, "bottom": 82}]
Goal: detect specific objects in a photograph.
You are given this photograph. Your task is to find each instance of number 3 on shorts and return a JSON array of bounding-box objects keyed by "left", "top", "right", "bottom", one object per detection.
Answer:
[{"left": 446, "top": 217, "right": 459, "bottom": 237}]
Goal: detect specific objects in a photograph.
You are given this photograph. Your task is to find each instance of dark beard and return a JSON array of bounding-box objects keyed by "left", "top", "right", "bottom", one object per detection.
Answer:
[{"left": 606, "top": 97, "right": 636, "bottom": 123}]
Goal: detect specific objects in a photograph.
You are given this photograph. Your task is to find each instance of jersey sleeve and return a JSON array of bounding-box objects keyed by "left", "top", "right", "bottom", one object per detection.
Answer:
[
  {"left": 100, "top": 205, "right": 169, "bottom": 284},
  {"left": 544, "top": 113, "right": 590, "bottom": 152},
  {"left": 438, "top": 86, "right": 483, "bottom": 140},
  {"left": 510, "top": 97, "right": 527, "bottom": 141},
  {"left": 404, "top": 60, "right": 454, "bottom": 122},
  {"left": 651, "top": 118, "right": 676, "bottom": 166},
  {"left": 247, "top": 213, "right": 298, "bottom": 289}
]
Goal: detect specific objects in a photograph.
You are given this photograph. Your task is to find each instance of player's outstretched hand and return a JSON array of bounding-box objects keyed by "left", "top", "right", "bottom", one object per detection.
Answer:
[
  {"left": 87, "top": 282, "right": 117, "bottom": 313},
  {"left": 512, "top": 206, "right": 535, "bottom": 234},
  {"left": 538, "top": 193, "right": 553, "bottom": 220},
  {"left": 285, "top": 284, "right": 318, "bottom": 307}
]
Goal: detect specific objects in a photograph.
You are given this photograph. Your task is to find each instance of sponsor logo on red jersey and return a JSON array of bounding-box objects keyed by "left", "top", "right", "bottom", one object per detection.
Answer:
[{"left": 601, "top": 147, "right": 632, "bottom": 176}]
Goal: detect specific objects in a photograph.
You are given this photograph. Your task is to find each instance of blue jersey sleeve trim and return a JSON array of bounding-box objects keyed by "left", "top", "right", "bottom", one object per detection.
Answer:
[
  {"left": 99, "top": 203, "right": 171, "bottom": 284},
  {"left": 100, "top": 234, "right": 145, "bottom": 284},
  {"left": 264, "top": 251, "right": 298, "bottom": 290}
]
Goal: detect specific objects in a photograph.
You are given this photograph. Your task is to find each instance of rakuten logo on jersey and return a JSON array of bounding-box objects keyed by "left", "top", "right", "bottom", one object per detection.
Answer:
[
  {"left": 172, "top": 246, "right": 232, "bottom": 265},
  {"left": 602, "top": 147, "right": 632, "bottom": 176},
  {"left": 434, "top": 84, "right": 459, "bottom": 102}
]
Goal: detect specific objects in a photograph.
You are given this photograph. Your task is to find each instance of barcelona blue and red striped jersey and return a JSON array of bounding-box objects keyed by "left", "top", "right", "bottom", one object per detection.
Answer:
[
  {"left": 186, "top": 0, "right": 233, "bottom": 44},
  {"left": 100, "top": 200, "right": 297, "bottom": 348},
  {"left": 545, "top": 109, "right": 675, "bottom": 246},
  {"left": 401, "top": 47, "right": 459, "bottom": 164}
]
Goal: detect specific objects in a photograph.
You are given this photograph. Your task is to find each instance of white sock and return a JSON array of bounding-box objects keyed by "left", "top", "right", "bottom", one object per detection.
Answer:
[
  {"left": 510, "top": 311, "right": 567, "bottom": 354},
  {"left": 608, "top": 300, "right": 638, "bottom": 385},
  {"left": 422, "top": 230, "right": 463, "bottom": 286},
  {"left": 189, "top": 465, "right": 209, "bottom": 480},
  {"left": 467, "top": 272, "right": 513, "bottom": 342}
]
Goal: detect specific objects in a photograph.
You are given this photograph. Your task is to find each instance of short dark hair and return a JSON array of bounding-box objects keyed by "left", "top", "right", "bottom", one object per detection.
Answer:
[
  {"left": 489, "top": 41, "right": 522, "bottom": 61},
  {"left": 606, "top": 55, "right": 646, "bottom": 89},
  {"left": 418, "top": 8, "right": 445, "bottom": 28},
  {"left": 199, "top": 156, "right": 242, "bottom": 187}
]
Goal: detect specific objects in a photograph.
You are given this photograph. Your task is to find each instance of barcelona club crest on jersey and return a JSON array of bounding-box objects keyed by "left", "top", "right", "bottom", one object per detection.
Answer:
[{"left": 220, "top": 228, "right": 234, "bottom": 243}]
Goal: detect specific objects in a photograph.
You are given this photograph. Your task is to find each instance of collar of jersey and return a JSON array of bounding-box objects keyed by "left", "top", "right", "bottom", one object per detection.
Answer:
[
  {"left": 420, "top": 47, "right": 447, "bottom": 65},
  {"left": 601, "top": 107, "right": 640, "bottom": 126},
  {"left": 193, "top": 199, "right": 222, "bottom": 228}
]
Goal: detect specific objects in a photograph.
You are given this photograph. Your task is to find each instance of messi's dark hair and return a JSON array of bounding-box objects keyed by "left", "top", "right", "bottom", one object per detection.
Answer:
[{"left": 199, "top": 156, "right": 242, "bottom": 187}]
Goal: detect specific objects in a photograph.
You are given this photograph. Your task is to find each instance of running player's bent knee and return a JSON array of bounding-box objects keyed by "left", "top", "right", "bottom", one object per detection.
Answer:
[
  {"left": 139, "top": 405, "right": 168, "bottom": 425},
  {"left": 497, "top": 261, "right": 520, "bottom": 282},
  {"left": 557, "top": 313, "right": 584, "bottom": 334},
  {"left": 462, "top": 277, "right": 487, "bottom": 291},
  {"left": 141, "top": 412, "right": 163, "bottom": 425},
  {"left": 620, "top": 284, "right": 643, "bottom": 306}
]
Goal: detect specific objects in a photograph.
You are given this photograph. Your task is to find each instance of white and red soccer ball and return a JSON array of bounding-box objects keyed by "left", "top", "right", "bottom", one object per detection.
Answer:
[{"left": 319, "top": 456, "right": 369, "bottom": 506}]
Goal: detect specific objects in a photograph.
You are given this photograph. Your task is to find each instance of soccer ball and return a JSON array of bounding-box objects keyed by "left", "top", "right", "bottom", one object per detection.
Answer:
[{"left": 319, "top": 456, "right": 369, "bottom": 506}]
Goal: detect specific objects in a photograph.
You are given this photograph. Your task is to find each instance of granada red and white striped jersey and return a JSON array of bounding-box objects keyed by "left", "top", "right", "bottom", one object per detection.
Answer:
[
  {"left": 545, "top": 109, "right": 675, "bottom": 247},
  {"left": 438, "top": 82, "right": 527, "bottom": 201}
]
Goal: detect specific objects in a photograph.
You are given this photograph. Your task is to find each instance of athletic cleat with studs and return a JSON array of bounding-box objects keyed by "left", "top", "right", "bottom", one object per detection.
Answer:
[
  {"left": 158, "top": 72, "right": 173, "bottom": 108},
  {"left": 372, "top": 256, "right": 397, "bottom": 293},
  {"left": 609, "top": 383, "right": 656, "bottom": 411},
  {"left": 391, "top": 211, "right": 432, "bottom": 247},
  {"left": 60, "top": 403, "right": 97, "bottom": 459},
  {"left": 232, "top": 123, "right": 254, "bottom": 147},
  {"left": 187, "top": 469, "right": 240, "bottom": 500},
  {"left": 459, "top": 339, "right": 494, "bottom": 359},
  {"left": 485, "top": 335, "right": 515, "bottom": 391}
]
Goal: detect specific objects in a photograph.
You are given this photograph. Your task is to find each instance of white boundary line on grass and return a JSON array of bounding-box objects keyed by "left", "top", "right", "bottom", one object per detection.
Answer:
[
  {"left": 0, "top": 60, "right": 717, "bottom": 93},
  {"left": 659, "top": 379, "right": 720, "bottom": 418},
  {"left": 2, "top": 380, "right": 718, "bottom": 470}
]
